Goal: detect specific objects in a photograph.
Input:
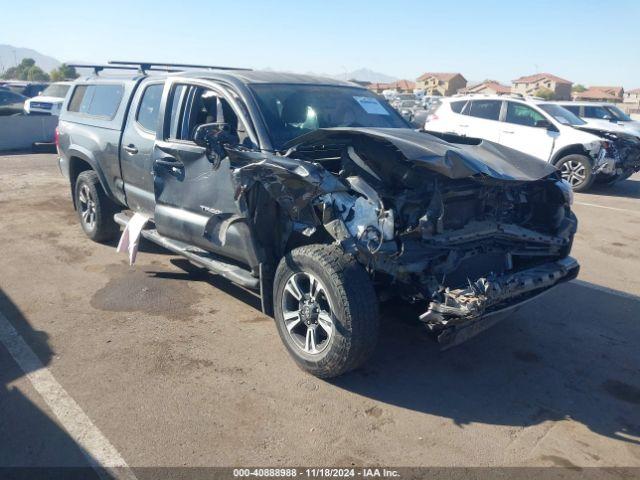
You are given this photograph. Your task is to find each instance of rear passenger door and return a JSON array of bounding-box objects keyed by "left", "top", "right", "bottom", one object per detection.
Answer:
[
  {"left": 152, "top": 80, "right": 261, "bottom": 269},
  {"left": 120, "top": 81, "right": 164, "bottom": 215},
  {"left": 464, "top": 100, "right": 503, "bottom": 142},
  {"left": 498, "top": 101, "right": 557, "bottom": 161}
]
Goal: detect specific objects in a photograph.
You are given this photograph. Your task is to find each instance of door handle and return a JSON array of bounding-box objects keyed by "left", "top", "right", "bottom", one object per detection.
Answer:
[{"left": 123, "top": 144, "right": 138, "bottom": 155}]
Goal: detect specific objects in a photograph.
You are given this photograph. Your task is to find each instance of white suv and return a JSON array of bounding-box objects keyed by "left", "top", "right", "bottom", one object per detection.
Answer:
[{"left": 424, "top": 95, "right": 609, "bottom": 191}]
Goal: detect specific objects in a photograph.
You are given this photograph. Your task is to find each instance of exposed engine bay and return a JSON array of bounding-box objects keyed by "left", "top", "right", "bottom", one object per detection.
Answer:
[{"left": 227, "top": 128, "right": 579, "bottom": 344}]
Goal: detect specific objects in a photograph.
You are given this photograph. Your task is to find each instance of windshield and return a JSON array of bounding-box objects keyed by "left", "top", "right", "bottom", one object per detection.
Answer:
[
  {"left": 539, "top": 104, "right": 586, "bottom": 126},
  {"left": 249, "top": 84, "right": 408, "bottom": 149},
  {"left": 605, "top": 105, "right": 631, "bottom": 121},
  {"left": 41, "top": 84, "right": 70, "bottom": 98}
]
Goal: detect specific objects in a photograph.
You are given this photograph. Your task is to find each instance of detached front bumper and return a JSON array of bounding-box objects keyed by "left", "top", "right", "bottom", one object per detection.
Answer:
[{"left": 420, "top": 256, "right": 580, "bottom": 348}]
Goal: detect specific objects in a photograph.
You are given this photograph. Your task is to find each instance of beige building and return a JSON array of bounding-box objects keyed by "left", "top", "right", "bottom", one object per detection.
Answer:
[
  {"left": 460, "top": 80, "right": 511, "bottom": 96},
  {"left": 415, "top": 72, "right": 467, "bottom": 96},
  {"left": 624, "top": 88, "right": 640, "bottom": 106},
  {"left": 573, "top": 86, "right": 624, "bottom": 102},
  {"left": 511, "top": 73, "right": 573, "bottom": 100}
]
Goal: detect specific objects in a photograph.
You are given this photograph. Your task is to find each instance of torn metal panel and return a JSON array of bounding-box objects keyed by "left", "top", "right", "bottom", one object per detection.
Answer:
[{"left": 227, "top": 147, "right": 347, "bottom": 222}]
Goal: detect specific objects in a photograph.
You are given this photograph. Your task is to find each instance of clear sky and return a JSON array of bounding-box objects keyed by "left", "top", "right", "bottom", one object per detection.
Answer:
[{"left": 2, "top": 0, "right": 639, "bottom": 87}]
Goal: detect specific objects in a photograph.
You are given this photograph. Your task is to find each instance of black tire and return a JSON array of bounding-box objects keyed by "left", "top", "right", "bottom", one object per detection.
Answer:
[
  {"left": 74, "top": 170, "right": 119, "bottom": 242},
  {"left": 273, "top": 244, "right": 379, "bottom": 378},
  {"left": 556, "top": 154, "right": 594, "bottom": 192}
]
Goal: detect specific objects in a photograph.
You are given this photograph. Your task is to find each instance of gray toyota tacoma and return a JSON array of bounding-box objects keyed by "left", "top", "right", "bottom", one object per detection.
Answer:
[{"left": 57, "top": 61, "right": 579, "bottom": 378}]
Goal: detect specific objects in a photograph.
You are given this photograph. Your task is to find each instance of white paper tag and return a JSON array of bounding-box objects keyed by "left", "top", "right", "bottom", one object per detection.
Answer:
[
  {"left": 353, "top": 96, "right": 390, "bottom": 115},
  {"left": 116, "top": 212, "right": 150, "bottom": 265}
]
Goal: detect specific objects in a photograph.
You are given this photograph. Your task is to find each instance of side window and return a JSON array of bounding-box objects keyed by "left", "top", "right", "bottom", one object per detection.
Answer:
[
  {"left": 136, "top": 84, "right": 163, "bottom": 132},
  {"left": 584, "top": 106, "right": 610, "bottom": 119},
  {"left": 67, "top": 85, "right": 87, "bottom": 112},
  {"left": 505, "top": 102, "right": 545, "bottom": 127},
  {"left": 165, "top": 84, "right": 246, "bottom": 145},
  {"left": 563, "top": 105, "right": 580, "bottom": 115},
  {"left": 468, "top": 100, "right": 501, "bottom": 121},
  {"left": 67, "top": 84, "right": 123, "bottom": 118},
  {"left": 450, "top": 100, "right": 467, "bottom": 114}
]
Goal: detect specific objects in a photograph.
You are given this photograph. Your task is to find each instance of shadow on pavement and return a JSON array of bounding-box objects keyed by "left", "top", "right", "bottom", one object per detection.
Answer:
[
  {"left": 332, "top": 280, "right": 640, "bottom": 446},
  {"left": 0, "top": 289, "right": 109, "bottom": 479},
  {"left": 587, "top": 176, "right": 640, "bottom": 199}
]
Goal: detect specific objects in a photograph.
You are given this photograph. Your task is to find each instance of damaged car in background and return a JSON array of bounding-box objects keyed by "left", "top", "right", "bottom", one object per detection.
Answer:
[{"left": 56, "top": 62, "right": 579, "bottom": 378}]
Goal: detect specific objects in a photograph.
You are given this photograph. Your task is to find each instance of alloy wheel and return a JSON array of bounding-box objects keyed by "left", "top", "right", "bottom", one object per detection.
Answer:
[
  {"left": 78, "top": 184, "right": 97, "bottom": 230},
  {"left": 560, "top": 160, "right": 586, "bottom": 188},
  {"left": 281, "top": 272, "right": 334, "bottom": 355}
]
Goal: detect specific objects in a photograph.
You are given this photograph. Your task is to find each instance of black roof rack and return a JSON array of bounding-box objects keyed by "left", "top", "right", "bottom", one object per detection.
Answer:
[
  {"left": 109, "top": 60, "right": 252, "bottom": 72},
  {"left": 66, "top": 61, "right": 252, "bottom": 75},
  {"left": 66, "top": 63, "right": 179, "bottom": 75}
]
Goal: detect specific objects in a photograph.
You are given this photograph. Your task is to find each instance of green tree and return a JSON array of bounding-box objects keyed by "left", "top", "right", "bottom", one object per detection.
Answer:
[
  {"left": 0, "top": 57, "right": 50, "bottom": 81},
  {"left": 572, "top": 84, "right": 587, "bottom": 93},
  {"left": 26, "top": 66, "right": 50, "bottom": 81},
  {"left": 50, "top": 64, "right": 79, "bottom": 81},
  {"left": 534, "top": 88, "right": 556, "bottom": 100}
]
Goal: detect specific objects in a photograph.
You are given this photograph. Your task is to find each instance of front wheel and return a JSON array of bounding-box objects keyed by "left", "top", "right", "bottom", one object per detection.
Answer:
[
  {"left": 273, "top": 244, "right": 379, "bottom": 378},
  {"left": 556, "top": 154, "right": 594, "bottom": 192}
]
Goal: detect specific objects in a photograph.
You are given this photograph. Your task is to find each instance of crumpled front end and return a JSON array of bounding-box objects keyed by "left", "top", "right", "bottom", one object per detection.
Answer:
[{"left": 228, "top": 128, "right": 579, "bottom": 346}]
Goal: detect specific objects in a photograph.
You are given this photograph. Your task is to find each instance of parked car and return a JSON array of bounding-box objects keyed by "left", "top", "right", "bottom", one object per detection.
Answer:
[
  {"left": 424, "top": 95, "right": 612, "bottom": 191},
  {"left": 391, "top": 93, "right": 416, "bottom": 109},
  {"left": 396, "top": 99, "right": 419, "bottom": 121},
  {"left": 544, "top": 102, "right": 640, "bottom": 183},
  {"left": 24, "top": 81, "right": 73, "bottom": 115},
  {"left": 4, "top": 81, "right": 49, "bottom": 98},
  {"left": 0, "top": 89, "right": 28, "bottom": 116},
  {"left": 57, "top": 63, "right": 578, "bottom": 378},
  {"left": 554, "top": 101, "right": 640, "bottom": 137}
]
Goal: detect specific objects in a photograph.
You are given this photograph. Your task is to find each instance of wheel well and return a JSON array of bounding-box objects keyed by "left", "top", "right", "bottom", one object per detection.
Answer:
[
  {"left": 69, "top": 157, "right": 93, "bottom": 209},
  {"left": 551, "top": 145, "right": 589, "bottom": 165}
]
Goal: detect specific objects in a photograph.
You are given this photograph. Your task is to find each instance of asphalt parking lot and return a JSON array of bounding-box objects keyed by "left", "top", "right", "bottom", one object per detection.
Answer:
[{"left": 0, "top": 152, "right": 639, "bottom": 473}]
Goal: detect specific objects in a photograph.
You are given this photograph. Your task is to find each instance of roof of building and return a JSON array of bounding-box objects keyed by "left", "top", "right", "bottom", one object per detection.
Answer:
[
  {"left": 512, "top": 73, "right": 572, "bottom": 85},
  {"left": 590, "top": 86, "right": 624, "bottom": 97},
  {"left": 573, "top": 87, "right": 619, "bottom": 101},
  {"left": 463, "top": 80, "right": 511, "bottom": 94},
  {"left": 417, "top": 72, "right": 465, "bottom": 82},
  {"left": 393, "top": 79, "right": 416, "bottom": 90}
]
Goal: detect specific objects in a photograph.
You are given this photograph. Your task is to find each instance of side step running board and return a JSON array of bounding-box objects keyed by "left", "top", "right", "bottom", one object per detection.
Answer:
[{"left": 114, "top": 213, "right": 260, "bottom": 290}]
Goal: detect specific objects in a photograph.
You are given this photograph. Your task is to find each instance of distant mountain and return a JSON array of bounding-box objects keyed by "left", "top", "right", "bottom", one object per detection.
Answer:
[
  {"left": 0, "top": 45, "right": 61, "bottom": 74},
  {"left": 330, "top": 68, "right": 397, "bottom": 83}
]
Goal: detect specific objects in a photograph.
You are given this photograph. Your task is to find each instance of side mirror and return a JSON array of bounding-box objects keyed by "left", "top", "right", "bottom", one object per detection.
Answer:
[
  {"left": 193, "top": 122, "right": 229, "bottom": 147},
  {"left": 535, "top": 119, "right": 553, "bottom": 129},
  {"left": 193, "top": 122, "right": 234, "bottom": 166}
]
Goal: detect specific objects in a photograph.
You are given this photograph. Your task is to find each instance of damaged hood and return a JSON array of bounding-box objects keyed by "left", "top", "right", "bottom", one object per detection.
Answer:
[{"left": 284, "top": 127, "right": 557, "bottom": 182}]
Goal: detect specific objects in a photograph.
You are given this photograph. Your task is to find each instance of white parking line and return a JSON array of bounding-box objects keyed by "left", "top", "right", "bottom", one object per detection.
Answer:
[
  {"left": 574, "top": 201, "right": 639, "bottom": 214},
  {"left": 0, "top": 311, "right": 137, "bottom": 480}
]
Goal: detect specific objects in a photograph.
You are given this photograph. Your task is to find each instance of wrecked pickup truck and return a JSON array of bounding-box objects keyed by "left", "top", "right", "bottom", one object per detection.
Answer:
[{"left": 57, "top": 62, "right": 579, "bottom": 378}]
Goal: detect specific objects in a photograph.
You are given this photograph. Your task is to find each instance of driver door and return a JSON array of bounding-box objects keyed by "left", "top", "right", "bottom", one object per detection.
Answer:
[{"left": 152, "top": 81, "right": 260, "bottom": 269}]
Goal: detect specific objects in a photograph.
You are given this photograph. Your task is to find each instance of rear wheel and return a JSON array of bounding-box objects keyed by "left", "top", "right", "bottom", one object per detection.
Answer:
[
  {"left": 74, "top": 171, "right": 119, "bottom": 242},
  {"left": 556, "top": 154, "right": 594, "bottom": 192},
  {"left": 273, "top": 244, "right": 379, "bottom": 378}
]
